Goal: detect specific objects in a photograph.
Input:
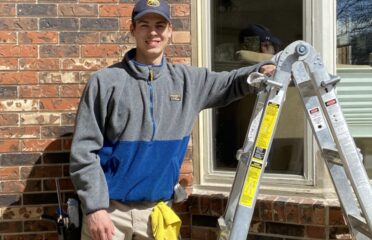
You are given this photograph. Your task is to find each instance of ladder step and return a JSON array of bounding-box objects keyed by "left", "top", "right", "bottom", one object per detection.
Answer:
[{"left": 348, "top": 214, "right": 372, "bottom": 238}]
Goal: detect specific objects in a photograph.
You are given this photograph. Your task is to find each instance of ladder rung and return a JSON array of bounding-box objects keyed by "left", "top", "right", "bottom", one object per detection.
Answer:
[{"left": 348, "top": 214, "right": 372, "bottom": 238}]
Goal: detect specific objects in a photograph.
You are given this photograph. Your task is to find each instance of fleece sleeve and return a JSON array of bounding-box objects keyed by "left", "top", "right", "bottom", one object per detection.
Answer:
[
  {"left": 189, "top": 62, "right": 267, "bottom": 110},
  {"left": 69, "top": 74, "right": 110, "bottom": 215}
]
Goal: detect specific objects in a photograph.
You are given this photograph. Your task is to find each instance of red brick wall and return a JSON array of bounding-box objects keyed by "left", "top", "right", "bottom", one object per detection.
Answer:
[
  {"left": 0, "top": 1, "right": 192, "bottom": 239},
  {"left": 0, "top": 1, "right": 352, "bottom": 240}
]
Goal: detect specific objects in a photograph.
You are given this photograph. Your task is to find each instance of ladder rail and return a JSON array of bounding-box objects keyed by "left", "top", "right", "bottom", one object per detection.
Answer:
[{"left": 218, "top": 40, "right": 372, "bottom": 240}]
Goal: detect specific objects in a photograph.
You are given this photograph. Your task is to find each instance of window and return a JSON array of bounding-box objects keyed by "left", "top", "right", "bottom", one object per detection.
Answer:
[
  {"left": 336, "top": 0, "right": 372, "bottom": 178},
  {"left": 194, "top": 0, "right": 319, "bottom": 190}
]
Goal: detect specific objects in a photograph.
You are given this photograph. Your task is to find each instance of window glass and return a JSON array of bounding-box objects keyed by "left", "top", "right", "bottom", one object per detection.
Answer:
[
  {"left": 211, "top": 0, "right": 304, "bottom": 175},
  {"left": 336, "top": 0, "right": 372, "bottom": 178}
]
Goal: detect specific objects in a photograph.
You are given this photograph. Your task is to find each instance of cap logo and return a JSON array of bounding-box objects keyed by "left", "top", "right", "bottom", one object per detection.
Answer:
[{"left": 147, "top": 0, "right": 160, "bottom": 7}]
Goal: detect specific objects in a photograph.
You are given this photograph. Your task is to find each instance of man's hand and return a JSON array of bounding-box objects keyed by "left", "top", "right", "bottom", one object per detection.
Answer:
[
  {"left": 259, "top": 64, "right": 276, "bottom": 77},
  {"left": 87, "top": 209, "right": 115, "bottom": 240}
]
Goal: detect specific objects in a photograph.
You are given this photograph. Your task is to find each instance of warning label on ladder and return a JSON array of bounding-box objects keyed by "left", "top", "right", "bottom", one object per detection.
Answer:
[{"left": 239, "top": 101, "right": 280, "bottom": 207}]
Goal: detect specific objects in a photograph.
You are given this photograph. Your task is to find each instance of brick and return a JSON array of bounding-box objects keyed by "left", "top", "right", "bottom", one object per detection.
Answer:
[
  {"left": 329, "top": 206, "right": 347, "bottom": 225},
  {"left": 165, "top": 45, "right": 192, "bottom": 57},
  {"left": 0, "top": 72, "right": 38, "bottom": 85},
  {"left": 2, "top": 206, "right": 43, "bottom": 220},
  {"left": 43, "top": 152, "right": 70, "bottom": 164},
  {"left": 171, "top": 18, "right": 190, "bottom": 31},
  {"left": 17, "top": 4, "right": 57, "bottom": 16},
  {"left": 39, "top": 72, "right": 80, "bottom": 84},
  {"left": 99, "top": 4, "right": 133, "bottom": 17},
  {"left": 43, "top": 178, "right": 74, "bottom": 191},
  {"left": 119, "top": 17, "right": 132, "bottom": 31},
  {"left": 39, "top": 98, "right": 79, "bottom": 111},
  {"left": 259, "top": 195, "right": 275, "bottom": 221},
  {"left": 329, "top": 226, "right": 351, "bottom": 239},
  {"left": 58, "top": 4, "right": 98, "bottom": 16},
  {"left": 41, "top": 126, "right": 74, "bottom": 138},
  {"left": 0, "top": 86, "right": 17, "bottom": 98},
  {"left": 62, "top": 138, "right": 72, "bottom": 151},
  {"left": 1, "top": 180, "right": 42, "bottom": 193},
  {"left": 60, "top": 32, "right": 100, "bottom": 44},
  {"left": 0, "top": 114, "right": 19, "bottom": 126},
  {"left": 0, "top": 18, "right": 37, "bottom": 31},
  {"left": 61, "top": 112, "right": 76, "bottom": 125},
  {"left": 20, "top": 139, "right": 62, "bottom": 152},
  {"left": 80, "top": 18, "right": 118, "bottom": 31},
  {"left": 306, "top": 226, "right": 326, "bottom": 239},
  {"left": 21, "top": 113, "right": 61, "bottom": 125},
  {"left": 81, "top": 0, "right": 117, "bottom": 2},
  {"left": 0, "top": 195, "right": 21, "bottom": 207},
  {"left": 24, "top": 220, "right": 57, "bottom": 232},
  {"left": 0, "top": 221, "right": 23, "bottom": 233},
  {"left": 0, "top": 45, "right": 38, "bottom": 58},
  {"left": 60, "top": 85, "right": 84, "bottom": 97},
  {"left": 285, "top": 199, "right": 300, "bottom": 224},
  {"left": 180, "top": 159, "right": 193, "bottom": 173},
  {"left": 40, "top": 18, "right": 79, "bottom": 30},
  {"left": 0, "top": 31, "right": 17, "bottom": 43},
  {"left": 0, "top": 126, "right": 40, "bottom": 139},
  {"left": 172, "top": 31, "right": 190, "bottom": 43},
  {"left": 172, "top": 4, "right": 190, "bottom": 17},
  {"left": 266, "top": 222, "right": 305, "bottom": 237},
  {"left": 100, "top": 31, "right": 134, "bottom": 44},
  {"left": 23, "top": 193, "right": 58, "bottom": 205},
  {"left": 40, "top": 45, "right": 79, "bottom": 58},
  {"left": 21, "top": 165, "right": 63, "bottom": 179},
  {"left": 191, "top": 226, "right": 218, "bottom": 240},
  {"left": 0, "top": 167, "right": 19, "bottom": 180},
  {"left": 62, "top": 58, "right": 117, "bottom": 71},
  {"left": 20, "top": 58, "right": 60, "bottom": 71},
  {"left": 82, "top": 44, "right": 121, "bottom": 58},
  {"left": 170, "top": 57, "right": 191, "bottom": 65},
  {"left": 0, "top": 4, "right": 16, "bottom": 16},
  {"left": 0, "top": 140, "right": 19, "bottom": 152},
  {"left": 299, "top": 200, "right": 326, "bottom": 225},
  {"left": 19, "top": 32, "right": 58, "bottom": 44},
  {"left": 273, "top": 197, "right": 286, "bottom": 222},
  {"left": 3, "top": 234, "right": 44, "bottom": 240},
  {"left": 19, "top": 85, "right": 59, "bottom": 98},
  {"left": 0, "top": 58, "right": 18, "bottom": 71},
  {"left": 0, "top": 99, "right": 38, "bottom": 111},
  {"left": 0, "top": 153, "right": 41, "bottom": 166}
]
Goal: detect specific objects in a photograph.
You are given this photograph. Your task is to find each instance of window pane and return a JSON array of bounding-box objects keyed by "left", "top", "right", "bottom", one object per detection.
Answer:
[
  {"left": 336, "top": 0, "right": 372, "bottom": 178},
  {"left": 212, "top": 0, "right": 304, "bottom": 175}
]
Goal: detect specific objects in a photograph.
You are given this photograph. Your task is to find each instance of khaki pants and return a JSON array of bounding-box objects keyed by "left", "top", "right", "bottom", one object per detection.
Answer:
[{"left": 81, "top": 201, "right": 156, "bottom": 240}]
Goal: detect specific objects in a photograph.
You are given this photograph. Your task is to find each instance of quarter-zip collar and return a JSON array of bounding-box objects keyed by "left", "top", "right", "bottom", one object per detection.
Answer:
[{"left": 122, "top": 48, "right": 167, "bottom": 81}]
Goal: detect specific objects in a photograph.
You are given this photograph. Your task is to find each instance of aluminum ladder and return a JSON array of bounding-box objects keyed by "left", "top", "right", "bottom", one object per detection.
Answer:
[{"left": 218, "top": 40, "right": 372, "bottom": 240}]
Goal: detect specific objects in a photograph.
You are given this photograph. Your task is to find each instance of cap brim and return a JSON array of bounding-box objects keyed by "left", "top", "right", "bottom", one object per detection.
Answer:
[
  {"left": 270, "top": 36, "right": 282, "bottom": 45},
  {"left": 133, "top": 9, "right": 171, "bottom": 22}
]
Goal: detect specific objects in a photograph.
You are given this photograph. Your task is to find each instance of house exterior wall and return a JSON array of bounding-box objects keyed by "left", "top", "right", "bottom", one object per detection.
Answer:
[{"left": 0, "top": 1, "right": 351, "bottom": 239}]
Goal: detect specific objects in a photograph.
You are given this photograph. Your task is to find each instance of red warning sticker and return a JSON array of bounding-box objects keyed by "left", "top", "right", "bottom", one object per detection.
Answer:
[
  {"left": 325, "top": 99, "right": 337, "bottom": 107},
  {"left": 309, "top": 107, "right": 319, "bottom": 114}
]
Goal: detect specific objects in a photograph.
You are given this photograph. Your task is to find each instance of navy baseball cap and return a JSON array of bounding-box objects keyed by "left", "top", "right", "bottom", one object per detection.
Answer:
[
  {"left": 239, "top": 24, "right": 281, "bottom": 46},
  {"left": 132, "top": 0, "right": 171, "bottom": 22}
]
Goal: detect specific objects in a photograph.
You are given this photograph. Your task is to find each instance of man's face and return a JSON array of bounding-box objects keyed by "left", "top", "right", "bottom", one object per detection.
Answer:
[
  {"left": 131, "top": 13, "right": 172, "bottom": 64},
  {"left": 260, "top": 41, "right": 275, "bottom": 54}
]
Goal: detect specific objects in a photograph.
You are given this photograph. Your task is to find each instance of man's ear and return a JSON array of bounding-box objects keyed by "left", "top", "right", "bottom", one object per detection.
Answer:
[
  {"left": 167, "top": 23, "right": 173, "bottom": 38},
  {"left": 130, "top": 22, "right": 135, "bottom": 35}
]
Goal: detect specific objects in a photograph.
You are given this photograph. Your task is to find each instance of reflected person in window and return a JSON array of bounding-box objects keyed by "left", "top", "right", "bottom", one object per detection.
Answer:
[
  {"left": 69, "top": 1, "right": 276, "bottom": 240},
  {"left": 237, "top": 24, "right": 282, "bottom": 64}
]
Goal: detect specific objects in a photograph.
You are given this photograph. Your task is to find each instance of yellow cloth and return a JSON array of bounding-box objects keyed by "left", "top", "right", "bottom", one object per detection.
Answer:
[{"left": 151, "top": 202, "right": 181, "bottom": 240}]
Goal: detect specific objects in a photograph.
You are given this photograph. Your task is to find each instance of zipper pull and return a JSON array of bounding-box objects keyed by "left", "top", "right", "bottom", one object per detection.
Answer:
[{"left": 148, "top": 67, "right": 154, "bottom": 81}]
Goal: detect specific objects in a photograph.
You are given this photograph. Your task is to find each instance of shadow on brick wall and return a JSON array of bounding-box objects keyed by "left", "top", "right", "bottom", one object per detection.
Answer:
[{"left": 0, "top": 133, "right": 81, "bottom": 239}]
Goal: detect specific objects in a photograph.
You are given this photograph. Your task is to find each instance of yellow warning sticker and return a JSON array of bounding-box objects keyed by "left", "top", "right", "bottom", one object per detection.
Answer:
[
  {"left": 240, "top": 162, "right": 262, "bottom": 207},
  {"left": 239, "top": 102, "right": 280, "bottom": 207},
  {"left": 255, "top": 102, "right": 280, "bottom": 152}
]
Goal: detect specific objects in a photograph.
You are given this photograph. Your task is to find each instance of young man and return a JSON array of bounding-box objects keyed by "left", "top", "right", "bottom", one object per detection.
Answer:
[{"left": 69, "top": 0, "right": 276, "bottom": 239}]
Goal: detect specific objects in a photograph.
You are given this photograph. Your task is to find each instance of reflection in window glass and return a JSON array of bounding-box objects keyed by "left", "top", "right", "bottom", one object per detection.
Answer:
[
  {"left": 211, "top": 0, "right": 304, "bottom": 175},
  {"left": 336, "top": 0, "right": 372, "bottom": 178},
  {"left": 337, "top": 0, "right": 372, "bottom": 66}
]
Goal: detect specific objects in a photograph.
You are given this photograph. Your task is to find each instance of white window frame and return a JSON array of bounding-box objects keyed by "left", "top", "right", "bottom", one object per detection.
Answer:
[{"left": 191, "top": 0, "right": 338, "bottom": 197}]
